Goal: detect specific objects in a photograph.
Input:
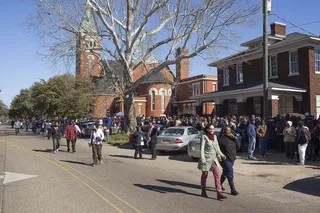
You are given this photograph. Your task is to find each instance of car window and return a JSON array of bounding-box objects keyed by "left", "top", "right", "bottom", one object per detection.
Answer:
[
  {"left": 81, "top": 125, "right": 87, "bottom": 128},
  {"left": 187, "top": 128, "right": 198, "bottom": 135},
  {"left": 162, "top": 128, "right": 184, "bottom": 136}
]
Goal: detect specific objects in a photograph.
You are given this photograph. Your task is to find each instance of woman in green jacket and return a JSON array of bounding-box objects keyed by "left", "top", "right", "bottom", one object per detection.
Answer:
[{"left": 198, "top": 124, "right": 227, "bottom": 200}]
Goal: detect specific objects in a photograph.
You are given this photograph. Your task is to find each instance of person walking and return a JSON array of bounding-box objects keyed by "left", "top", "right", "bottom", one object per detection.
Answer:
[
  {"left": 256, "top": 119, "right": 267, "bottom": 158},
  {"left": 46, "top": 120, "right": 52, "bottom": 140},
  {"left": 218, "top": 126, "right": 240, "bottom": 196},
  {"left": 52, "top": 121, "right": 64, "bottom": 154},
  {"left": 90, "top": 124, "right": 104, "bottom": 167},
  {"left": 198, "top": 124, "right": 227, "bottom": 200},
  {"left": 104, "top": 126, "right": 110, "bottom": 143},
  {"left": 247, "top": 119, "right": 256, "bottom": 160},
  {"left": 64, "top": 120, "right": 78, "bottom": 153},
  {"left": 14, "top": 120, "right": 20, "bottom": 135},
  {"left": 283, "top": 121, "right": 296, "bottom": 159},
  {"left": 147, "top": 121, "right": 158, "bottom": 160},
  {"left": 296, "top": 121, "right": 311, "bottom": 165},
  {"left": 133, "top": 127, "right": 145, "bottom": 159}
]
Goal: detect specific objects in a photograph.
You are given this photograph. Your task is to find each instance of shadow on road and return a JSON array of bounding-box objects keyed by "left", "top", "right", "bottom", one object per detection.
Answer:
[
  {"left": 33, "top": 149, "right": 53, "bottom": 153},
  {"left": 60, "top": 160, "right": 91, "bottom": 166},
  {"left": 283, "top": 175, "right": 320, "bottom": 197},
  {"left": 134, "top": 184, "right": 218, "bottom": 200},
  {"left": 156, "top": 179, "right": 215, "bottom": 191},
  {"left": 109, "top": 154, "right": 134, "bottom": 159}
]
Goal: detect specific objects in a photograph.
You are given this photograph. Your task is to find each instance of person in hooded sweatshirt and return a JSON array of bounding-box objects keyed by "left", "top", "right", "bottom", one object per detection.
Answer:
[{"left": 296, "top": 121, "right": 310, "bottom": 165}]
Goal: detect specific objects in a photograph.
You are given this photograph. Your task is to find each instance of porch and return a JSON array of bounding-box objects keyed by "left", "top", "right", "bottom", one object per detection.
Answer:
[{"left": 192, "top": 81, "right": 307, "bottom": 118}]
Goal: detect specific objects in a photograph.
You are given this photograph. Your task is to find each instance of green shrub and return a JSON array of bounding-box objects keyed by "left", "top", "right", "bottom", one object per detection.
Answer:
[{"left": 109, "top": 133, "right": 130, "bottom": 146}]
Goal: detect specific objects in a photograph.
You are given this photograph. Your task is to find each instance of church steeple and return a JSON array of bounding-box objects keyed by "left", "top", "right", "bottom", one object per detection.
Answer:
[
  {"left": 79, "top": 1, "right": 99, "bottom": 36},
  {"left": 76, "top": 1, "right": 101, "bottom": 78}
]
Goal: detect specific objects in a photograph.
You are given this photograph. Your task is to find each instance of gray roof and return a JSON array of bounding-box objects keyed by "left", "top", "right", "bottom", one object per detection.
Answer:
[
  {"left": 79, "top": 7, "right": 99, "bottom": 36},
  {"left": 139, "top": 71, "right": 173, "bottom": 84},
  {"left": 94, "top": 60, "right": 125, "bottom": 95},
  {"left": 210, "top": 32, "right": 315, "bottom": 67}
]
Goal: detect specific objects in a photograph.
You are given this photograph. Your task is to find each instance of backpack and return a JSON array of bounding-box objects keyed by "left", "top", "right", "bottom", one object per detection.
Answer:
[{"left": 299, "top": 128, "right": 311, "bottom": 144}]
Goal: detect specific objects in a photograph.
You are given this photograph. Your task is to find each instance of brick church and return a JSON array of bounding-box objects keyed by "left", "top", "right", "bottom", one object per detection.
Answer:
[{"left": 76, "top": 6, "right": 216, "bottom": 118}]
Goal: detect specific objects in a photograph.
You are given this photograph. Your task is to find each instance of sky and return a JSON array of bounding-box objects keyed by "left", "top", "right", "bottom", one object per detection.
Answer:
[{"left": 1, "top": 0, "right": 320, "bottom": 107}]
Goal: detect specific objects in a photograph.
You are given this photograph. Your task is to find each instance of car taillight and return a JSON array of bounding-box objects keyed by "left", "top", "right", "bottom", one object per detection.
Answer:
[{"left": 175, "top": 139, "right": 183, "bottom": 143}]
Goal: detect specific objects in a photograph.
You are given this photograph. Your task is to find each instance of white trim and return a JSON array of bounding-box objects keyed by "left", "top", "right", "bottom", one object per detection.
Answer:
[
  {"left": 177, "top": 77, "right": 217, "bottom": 85},
  {"left": 271, "top": 87, "right": 307, "bottom": 93},
  {"left": 289, "top": 51, "right": 299, "bottom": 75},
  {"left": 173, "top": 100, "right": 196, "bottom": 103},
  {"left": 211, "top": 37, "right": 313, "bottom": 67},
  {"left": 273, "top": 22, "right": 286, "bottom": 26},
  {"left": 269, "top": 55, "right": 278, "bottom": 78},
  {"left": 159, "top": 88, "right": 167, "bottom": 96},
  {"left": 148, "top": 88, "right": 158, "bottom": 95},
  {"left": 271, "top": 95, "right": 279, "bottom": 100},
  {"left": 269, "top": 76, "right": 279, "bottom": 79},
  {"left": 134, "top": 100, "right": 147, "bottom": 103},
  {"left": 316, "top": 72, "right": 320, "bottom": 75},
  {"left": 138, "top": 103, "right": 143, "bottom": 106}
]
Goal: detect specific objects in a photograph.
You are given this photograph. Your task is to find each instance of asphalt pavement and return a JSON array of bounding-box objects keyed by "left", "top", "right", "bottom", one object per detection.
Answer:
[{"left": 0, "top": 124, "right": 319, "bottom": 213}]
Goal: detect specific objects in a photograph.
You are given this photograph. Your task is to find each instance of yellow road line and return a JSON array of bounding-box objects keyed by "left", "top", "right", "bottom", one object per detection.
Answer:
[
  {"left": 8, "top": 140, "right": 142, "bottom": 213},
  {"left": 0, "top": 139, "right": 124, "bottom": 213}
]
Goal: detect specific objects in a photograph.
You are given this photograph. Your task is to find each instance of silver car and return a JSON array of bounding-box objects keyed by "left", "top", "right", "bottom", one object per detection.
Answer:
[
  {"left": 187, "top": 128, "right": 222, "bottom": 159},
  {"left": 187, "top": 128, "right": 241, "bottom": 159},
  {"left": 156, "top": 126, "right": 199, "bottom": 153}
]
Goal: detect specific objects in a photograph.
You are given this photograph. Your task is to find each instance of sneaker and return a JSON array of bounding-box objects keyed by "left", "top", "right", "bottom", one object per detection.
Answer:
[
  {"left": 92, "top": 164, "right": 96, "bottom": 167},
  {"left": 56, "top": 149, "right": 59, "bottom": 152},
  {"left": 53, "top": 151, "right": 57, "bottom": 154},
  {"left": 98, "top": 161, "right": 103, "bottom": 165}
]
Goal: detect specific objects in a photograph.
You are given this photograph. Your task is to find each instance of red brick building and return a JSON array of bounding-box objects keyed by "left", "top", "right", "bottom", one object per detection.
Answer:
[
  {"left": 192, "top": 22, "right": 320, "bottom": 118},
  {"left": 76, "top": 7, "right": 175, "bottom": 118},
  {"left": 76, "top": 7, "right": 219, "bottom": 118}
]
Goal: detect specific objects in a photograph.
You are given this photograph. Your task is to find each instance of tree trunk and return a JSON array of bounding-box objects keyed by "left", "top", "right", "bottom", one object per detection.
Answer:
[{"left": 123, "top": 93, "right": 136, "bottom": 133}]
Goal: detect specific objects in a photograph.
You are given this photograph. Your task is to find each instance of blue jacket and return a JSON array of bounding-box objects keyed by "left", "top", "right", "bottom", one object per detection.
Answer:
[{"left": 248, "top": 123, "right": 256, "bottom": 138}]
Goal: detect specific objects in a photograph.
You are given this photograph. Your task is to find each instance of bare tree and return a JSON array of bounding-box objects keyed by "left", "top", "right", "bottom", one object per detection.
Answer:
[{"left": 28, "top": 0, "right": 260, "bottom": 131}]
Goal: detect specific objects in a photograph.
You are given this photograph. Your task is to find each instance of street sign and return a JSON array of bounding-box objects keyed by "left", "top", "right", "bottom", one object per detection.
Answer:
[{"left": 268, "top": 0, "right": 272, "bottom": 12}]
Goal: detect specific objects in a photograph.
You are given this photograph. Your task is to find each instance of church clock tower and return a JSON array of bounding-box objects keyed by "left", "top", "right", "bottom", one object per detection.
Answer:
[{"left": 76, "top": 4, "right": 101, "bottom": 77}]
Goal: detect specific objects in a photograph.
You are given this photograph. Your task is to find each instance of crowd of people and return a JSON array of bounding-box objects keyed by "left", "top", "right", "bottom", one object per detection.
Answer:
[{"left": 9, "top": 111, "right": 320, "bottom": 200}]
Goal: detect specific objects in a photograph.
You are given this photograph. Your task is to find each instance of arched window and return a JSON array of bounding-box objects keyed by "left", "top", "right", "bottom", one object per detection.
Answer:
[
  {"left": 88, "top": 55, "right": 94, "bottom": 72},
  {"left": 161, "top": 90, "right": 165, "bottom": 111},
  {"left": 151, "top": 91, "right": 156, "bottom": 111}
]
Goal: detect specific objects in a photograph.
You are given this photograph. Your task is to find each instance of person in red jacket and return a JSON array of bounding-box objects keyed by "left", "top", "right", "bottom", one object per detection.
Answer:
[{"left": 64, "top": 120, "right": 77, "bottom": 152}]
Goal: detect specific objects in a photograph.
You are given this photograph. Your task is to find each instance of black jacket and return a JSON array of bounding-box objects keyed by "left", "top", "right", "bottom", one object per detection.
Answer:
[
  {"left": 134, "top": 131, "right": 146, "bottom": 146},
  {"left": 218, "top": 135, "right": 240, "bottom": 162},
  {"left": 52, "top": 126, "right": 64, "bottom": 139},
  {"left": 148, "top": 126, "right": 158, "bottom": 144}
]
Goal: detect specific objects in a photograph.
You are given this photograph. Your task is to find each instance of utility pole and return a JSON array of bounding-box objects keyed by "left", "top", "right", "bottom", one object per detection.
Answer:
[{"left": 263, "top": 0, "right": 270, "bottom": 120}]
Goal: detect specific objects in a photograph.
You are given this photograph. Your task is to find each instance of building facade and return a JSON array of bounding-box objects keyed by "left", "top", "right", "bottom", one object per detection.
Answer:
[
  {"left": 192, "top": 22, "right": 320, "bottom": 118},
  {"left": 77, "top": 6, "right": 218, "bottom": 118}
]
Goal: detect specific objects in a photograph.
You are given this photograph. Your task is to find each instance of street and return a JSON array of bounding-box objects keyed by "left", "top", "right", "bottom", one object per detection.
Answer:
[{"left": 0, "top": 125, "right": 319, "bottom": 213}]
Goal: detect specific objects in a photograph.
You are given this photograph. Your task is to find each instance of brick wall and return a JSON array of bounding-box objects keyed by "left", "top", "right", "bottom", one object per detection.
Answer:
[{"left": 93, "top": 96, "right": 117, "bottom": 118}]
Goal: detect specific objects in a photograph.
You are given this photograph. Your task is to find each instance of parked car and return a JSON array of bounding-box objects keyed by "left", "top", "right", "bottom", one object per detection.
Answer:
[
  {"left": 110, "top": 125, "right": 122, "bottom": 134},
  {"left": 156, "top": 126, "right": 199, "bottom": 153},
  {"left": 129, "top": 124, "right": 165, "bottom": 144},
  {"left": 80, "top": 121, "right": 96, "bottom": 138},
  {"left": 187, "top": 128, "right": 241, "bottom": 160}
]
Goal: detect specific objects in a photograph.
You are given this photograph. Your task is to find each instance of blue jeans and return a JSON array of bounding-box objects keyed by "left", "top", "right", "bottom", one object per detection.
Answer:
[
  {"left": 105, "top": 132, "right": 109, "bottom": 142},
  {"left": 259, "top": 137, "right": 267, "bottom": 157},
  {"left": 221, "top": 160, "right": 234, "bottom": 183},
  {"left": 248, "top": 136, "right": 256, "bottom": 158},
  {"left": 36, "top": 127, "right": 41, "bottom": 135}
]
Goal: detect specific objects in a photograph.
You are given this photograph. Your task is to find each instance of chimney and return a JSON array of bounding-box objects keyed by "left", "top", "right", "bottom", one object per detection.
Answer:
[
  {"left": 270, "top": 22, "right": 286, "bottom": 37},
  {"left": 176, "top": 48, "right": 190, "bottom": 81}
]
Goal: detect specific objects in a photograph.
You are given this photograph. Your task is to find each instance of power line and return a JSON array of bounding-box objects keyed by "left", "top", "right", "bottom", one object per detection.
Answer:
[
  {"left": 270, "top": 13, "right": 318, "bottom": 37},
  {"left": 287, "top": 20, "right": 320, "bottom": 29}
]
